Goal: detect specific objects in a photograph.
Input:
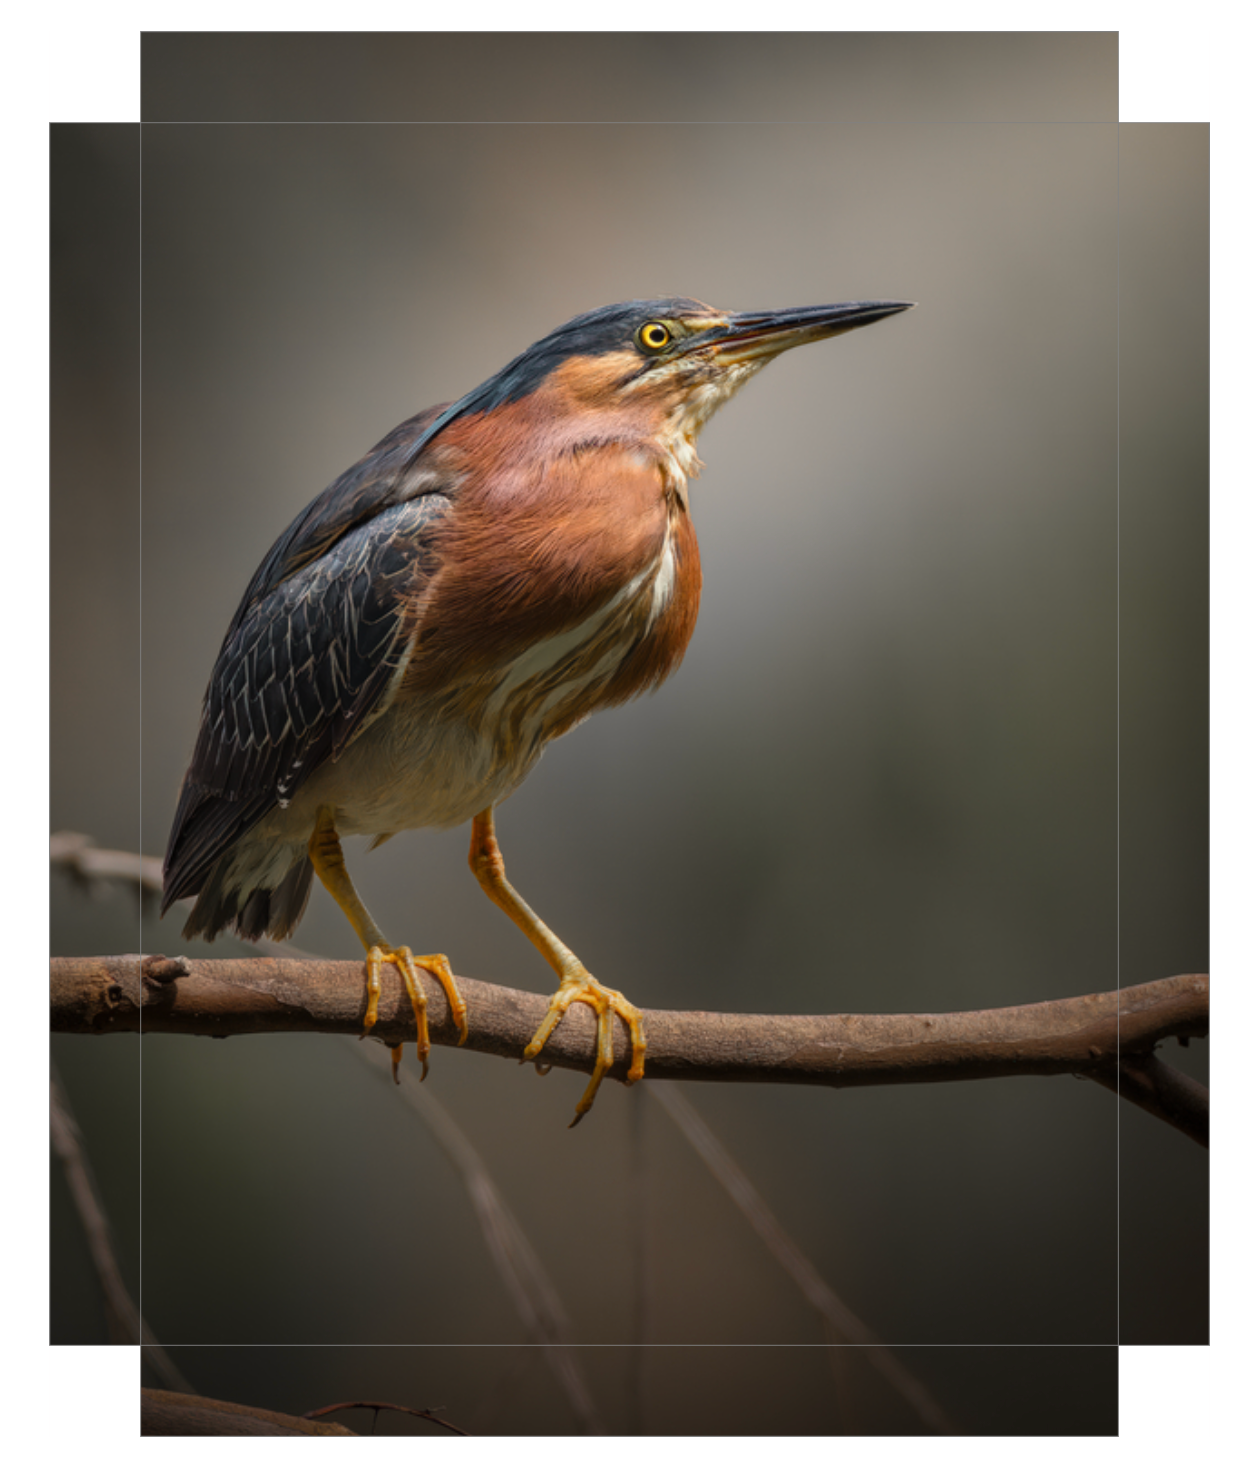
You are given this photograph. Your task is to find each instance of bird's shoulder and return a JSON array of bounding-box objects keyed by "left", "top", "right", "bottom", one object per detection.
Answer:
[{"left": 227, "top": 402, "right": 454, "bottom": 636}]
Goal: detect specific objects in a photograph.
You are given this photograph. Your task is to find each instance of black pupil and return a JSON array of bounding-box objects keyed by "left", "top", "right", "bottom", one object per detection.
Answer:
[{"left": 645, "top": 324, "right": 666, "bottom": 347}]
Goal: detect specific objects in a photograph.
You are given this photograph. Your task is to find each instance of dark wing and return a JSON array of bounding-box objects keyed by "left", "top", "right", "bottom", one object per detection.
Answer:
[
  {"left": 226, "top": 404, "right": 451, "bottom": 636},
  {"left": 162, "top": 408, "right": 455, "bottom": 912}
]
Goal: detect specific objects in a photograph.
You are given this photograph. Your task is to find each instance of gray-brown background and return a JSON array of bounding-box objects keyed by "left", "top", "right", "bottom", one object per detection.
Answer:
[{"left": 51, "top": 33, "right": 1204, "bottom": 1436}]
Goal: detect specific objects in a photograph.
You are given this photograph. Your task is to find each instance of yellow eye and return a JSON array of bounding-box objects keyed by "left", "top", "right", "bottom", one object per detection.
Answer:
[{"left": 637, "top": 321, "right": 672, "bottom": 353}]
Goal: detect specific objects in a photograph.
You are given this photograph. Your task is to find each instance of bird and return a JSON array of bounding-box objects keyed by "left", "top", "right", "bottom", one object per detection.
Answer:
[{"left": 162, "top": 295, "right": 913, "bottom": 1123}]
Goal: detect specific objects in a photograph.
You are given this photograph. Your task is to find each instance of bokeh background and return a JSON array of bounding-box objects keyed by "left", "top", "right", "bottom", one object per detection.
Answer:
[{"left": 51, "top": 33, "right": 1205, "bottom": 1436}]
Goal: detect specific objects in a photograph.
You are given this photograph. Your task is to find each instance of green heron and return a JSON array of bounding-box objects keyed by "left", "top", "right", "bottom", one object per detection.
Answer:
[{"left": 162, "top": 296, "right": 913, "bottom": 1122}]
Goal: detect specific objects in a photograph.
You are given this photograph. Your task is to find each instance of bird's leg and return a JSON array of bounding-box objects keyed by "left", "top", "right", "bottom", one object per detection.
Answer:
[
  {"left": 468, "top": 806, "right": 646, "bottom": 1125},
  {"left": 307, "top": 806, "right": 467, "bottom": 1081}
]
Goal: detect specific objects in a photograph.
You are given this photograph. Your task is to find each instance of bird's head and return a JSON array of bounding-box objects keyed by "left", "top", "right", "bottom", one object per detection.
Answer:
[
  {"left": 538, "top": 297, "right": 917, "bottom": 439},
  {"left": 427, "top": 297, "right": 915, "bottom": 462}
]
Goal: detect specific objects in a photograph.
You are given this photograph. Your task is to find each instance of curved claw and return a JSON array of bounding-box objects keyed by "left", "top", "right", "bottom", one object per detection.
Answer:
[
  {"left": 524, "top": 972, "right": 647, "bottom": 1124},
  {"left": 361, "top": 944, "right": 468, "bottom": 1081}
]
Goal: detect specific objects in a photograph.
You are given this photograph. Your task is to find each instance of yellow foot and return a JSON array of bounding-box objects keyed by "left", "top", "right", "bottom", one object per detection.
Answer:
[
  {"left": 361, "top": 944, "right": 468, "bottom": 1082},
  {"left": 524, "top": 971, "right": 647, "bottom": 1126}
]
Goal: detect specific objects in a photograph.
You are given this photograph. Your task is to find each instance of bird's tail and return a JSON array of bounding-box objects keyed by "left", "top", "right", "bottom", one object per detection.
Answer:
[{"left": 176, "top": 848, "right": 315, "bottom": 944}]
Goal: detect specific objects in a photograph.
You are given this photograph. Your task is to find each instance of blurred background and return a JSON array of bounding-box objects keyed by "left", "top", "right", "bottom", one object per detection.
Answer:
[{"left": 51, "top": 33, "right": 1204, "bottom": 1436}]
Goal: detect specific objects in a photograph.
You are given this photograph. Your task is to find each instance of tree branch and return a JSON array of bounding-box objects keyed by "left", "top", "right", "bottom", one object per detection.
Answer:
[
  {"left": 50, "top": 954, "right": 1208, "bottom": 1141},
  {"left": 50, "top": 831, "right": 165, "bottom": 900},
  {"left": 141, "top": 1389, "right": 357, "bottom": 1437},
  {"left": 1086, "top": 1051, "right": 1210, "bottom": 1146}
]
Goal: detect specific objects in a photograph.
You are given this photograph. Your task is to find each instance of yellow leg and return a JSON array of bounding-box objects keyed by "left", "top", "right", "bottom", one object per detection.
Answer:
[
  {"left": 307, "top": 806, "right": 468, "bottom": 1080},
  {"left": 468, "top": 806, "right": 646, "bottom": 1125}
]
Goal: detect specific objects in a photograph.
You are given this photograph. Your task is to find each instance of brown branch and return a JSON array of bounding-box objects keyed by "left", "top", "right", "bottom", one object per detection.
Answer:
[
  {"left": 49, "top": 836, "right": 1209, "bottom": 1143},
  {"left": 357, "top": 1042, "right": 603, "bottom": 1433},
  {"left": 49, "top": 1068, "right": 143, "bottom": 1345},
  {"left": 50, "top": 954, "right": 1208, "bottom": 1137},
  {"left": 50, "top": 1070, "right": 194, "bottom": 1391},
  {"left": 141, "top": 1389, "right": 357, "bottom": 1436},
  {"left": 1086, "top": 1052, "right": 1210, "bottom": 1145},
  {"left": 648, "top": 1084, "right": 957, "bottom": 1434},
  {"left": 302, "top": 1400, "right": 469, "bottom": 1435},
  {"left": 50, "top": 831, "right": 165, "bottom": 900}
]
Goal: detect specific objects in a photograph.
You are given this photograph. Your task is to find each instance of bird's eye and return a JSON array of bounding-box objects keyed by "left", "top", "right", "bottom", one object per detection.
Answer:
[{"left": 637, "top": 321, "right": 672, "bottom": 354}]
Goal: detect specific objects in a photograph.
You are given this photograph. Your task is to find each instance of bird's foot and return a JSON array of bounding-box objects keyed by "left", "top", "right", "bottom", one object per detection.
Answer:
[
  {"left": 362, "top": 944, "right": 468, "bottom": 1083},
  {"left": 524, "top": 971, "right": 647, "bottom": 1126}
]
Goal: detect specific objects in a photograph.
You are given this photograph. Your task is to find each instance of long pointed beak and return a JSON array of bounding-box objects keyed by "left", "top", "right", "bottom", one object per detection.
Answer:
[{"left": 686, "top": 300, "right": 915, "bottom": 365}]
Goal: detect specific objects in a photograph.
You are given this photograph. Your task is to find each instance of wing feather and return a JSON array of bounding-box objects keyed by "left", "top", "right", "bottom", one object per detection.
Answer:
[
  {"left": 162, "top": 428, "right": 456, "bottom": 911},
  {"left": 225, "top": 405, "right": 451, "bottom": 635}
]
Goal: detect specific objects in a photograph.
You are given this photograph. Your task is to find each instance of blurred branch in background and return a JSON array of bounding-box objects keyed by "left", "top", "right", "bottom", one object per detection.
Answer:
[
  {"left": 141, "top": 1390, "right": 357, "bottom": 1436},
  {"left": 649, "top": 1084, "right": 956, "bottom": 1435},
  {"left": 302, "top": 1400, "right": 469, "bottom": 1435},
  {"left": 51, "top": 830, "right": 164, "bottom": 902},
  {"left": 50, "top": 1069, "right": 192, "bottom": 1392},
  {"left": 349, "top": 1038, "right": 603, "bottom": 1435},
  {"left": 140, "top": 1389, "right": 468, "bottom": 1435}
]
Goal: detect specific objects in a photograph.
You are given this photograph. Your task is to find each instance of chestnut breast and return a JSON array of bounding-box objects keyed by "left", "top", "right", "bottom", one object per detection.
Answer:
[{"left": 400, "top": 389, "right": 703, "bottom": 747}]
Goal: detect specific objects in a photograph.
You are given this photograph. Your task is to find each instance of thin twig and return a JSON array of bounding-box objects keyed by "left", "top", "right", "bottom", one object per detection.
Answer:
[
  {"left": 302, "top": 1399, "right": 469, "bottom": 1435},
  {"left": 51, "top": 831, "right": 165, "bottom": 900},
  {"left": 1085, "top": 1053, "right": 1210, "bottom": 1146},
  {"left": 50, "top": 1069, "right": 193, "bottom": 1392},
  {"left": 649, "top": 1084, "right": 957, "bottom": 1435},
  {"left": 350, "top": 1038, "right": 603, "bottom": 1435},
  {"left": 141, "top": 1389, "right": 355, "bottom": 1436}
]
